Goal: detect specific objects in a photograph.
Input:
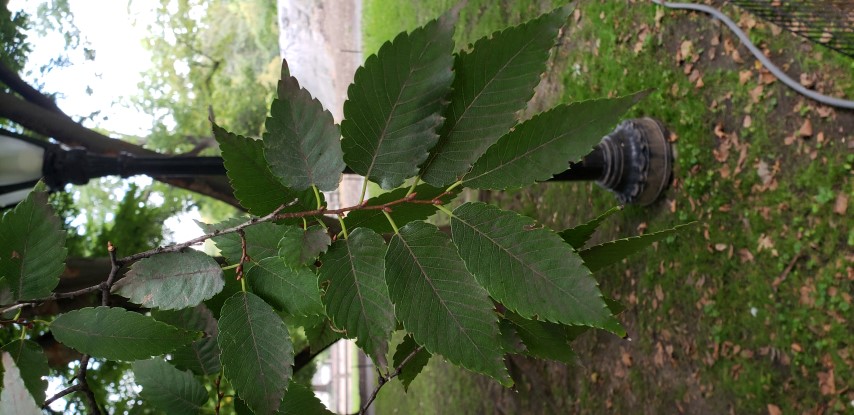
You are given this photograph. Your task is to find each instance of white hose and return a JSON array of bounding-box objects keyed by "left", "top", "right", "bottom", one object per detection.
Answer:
[{"left": 652, "top": 0, "right": 854, "bottom": 109}]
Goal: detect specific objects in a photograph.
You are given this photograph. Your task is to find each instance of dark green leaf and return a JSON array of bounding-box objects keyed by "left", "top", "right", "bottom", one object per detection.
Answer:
[
  {"left": 278, "top": 226, "right": 331, "bottom": 268},
  {"left": 305, "top": 319, "right": 342, "bottom": 354},
  {"left": 451, "top": 202, "right": 623, "bottom": 335},
  {"left": 152, "top": 305, "right": 221, "bottom": 376},
  {"left": 218, "top": 292, "right": 293, "bottom": 415},
  {"left": 462, "top": 93, "right": 645, "bottom": 189},
  {"left": 132, "top": 358, "right": 208, "bottom": 415},
  {"left": 0, "top": 183, "right": 65, "bottom": 300},
  {"left": 392, "top": 334, "right": 431, "bottom": 391},
  {"left": 580, "top": 223, "right": 693, "bottom": 272},
  {"left": 498, "top": 320, "right": 525, "bottom": 354},
  {"left": 50, "top": 307, "right": 199, "bottom": 360},
  {"left": 201, "top": 218, "right": 286, "bottom": 267},
  {"left": 213, "top": 123, "right": 318, "bottom": 216},
  {"left": 247, "top": 257, "right": 324, "bottom": 317},
  {"left": 341, "top": 13, "right": 456, "bottom": 189},
  {"left": 420, "top": 5, "right": 572, "bottom": 186},
  {"left": 504, "top": 311, "right": 576, "bottom": 364},
  {"left": 112, "top": 250, "right": 224, "bottom": 310},
  {"left": 319, "top": 228, "right": 394, "bottom": 368},
  {"left": 342, "top": 184, "right": 458, "bottom": 234},
  {"left": 0, "top": 352, "right": 41, "bottom": 415},
  {"left": 386, "top": 221, "right": 509, "bottom": 385},
  {"left": 0, "top": 340, "right": 48, "bottom": 403},
  {"left": 559, "top": 206, "right": 622, "bottom": 250},
  {"left": 264, "top": 60, "right": 344, "bottom": 192},
  {"left": 277, "top": 381, "right": 334, "bottom": 415}
]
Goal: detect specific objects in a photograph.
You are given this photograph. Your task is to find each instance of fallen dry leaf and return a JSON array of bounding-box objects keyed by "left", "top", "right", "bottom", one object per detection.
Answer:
[
  {"left": 688, "top": 68, "right": 700, "bottom": 83},
  {"left": 818, "top": 370, "right": 836, "bottom": 395},
  {"left": 573, "top": 8, "right": 581, "bottom": 22},
  {"left": 680, "top": 40, "right": 693, "bottom": 61},
  {"left": 784, "top": 135, "right": 796, "bottom": 146},
  {"left": 739, "top": 70, "right": 752, "bottom": 85},
  {"left": 749, "top": 85, "right": 764, "bottom": 103},
  {"left": 732, "top": 49, "right": 744, "bottom": 64},
  {"left": 757, "top": 233, "right": 775, "bottom": 252},
  {"left": 800, "top": 73, "right": 816, "bottom": 88},
  {"left": 655, "top": 284, "right": 664, "bottom": 301},
  {"left": 799, "top": 119, "right": 813, "bottom": 137},
  {"left": 835, "top": 193, "right": 848, "bottom": 215},
  {"left": 816, "top": 105, "right": 833, "bottom": 118},
  {"left": 767, "top": 404, "right": 782, "bottom": 415},
  {"left": 757, "top": 160, "right": 773, "bottom": 185},
  {"left": 738, "top": 248, "right": 754, "bottom": 263},
  {"left": 743, "top": 115, "right": 752, "bottom": 128},
  {"left": 695, "top": 77, "right": 704, "bottom": 89},
  {"left": 621, "top": 351, "right": 633, "bottom": 367},
  {"left": 714, "top": 243, "right": 727, "bottom": 252},
  {"left": 791, "top": 342, "right": 802, "bottom": 353}
]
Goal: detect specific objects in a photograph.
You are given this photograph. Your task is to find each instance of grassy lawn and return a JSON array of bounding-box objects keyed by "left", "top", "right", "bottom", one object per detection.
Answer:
[{"left": 363, "top": 1, "right": 853, "bottom": 413}]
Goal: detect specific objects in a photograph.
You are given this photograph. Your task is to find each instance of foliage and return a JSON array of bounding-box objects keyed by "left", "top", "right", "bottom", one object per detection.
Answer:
[{"left": 0, "top": 5, "right": 688, "bottom": 414}]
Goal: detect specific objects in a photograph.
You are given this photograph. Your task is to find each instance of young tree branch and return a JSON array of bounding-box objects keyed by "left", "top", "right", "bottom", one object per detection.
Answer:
[{"left": 359, "top": 345, "right": 425, "bottom": 415}]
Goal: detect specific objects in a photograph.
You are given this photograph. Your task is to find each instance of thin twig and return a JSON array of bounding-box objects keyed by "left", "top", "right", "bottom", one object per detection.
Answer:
[
  {"left": 43, "top": 355, "right": 101, "bottom": 414},
  {"left": 102, "top": 242, "right": 120, "bottom": 306},
  {"left": 359, "top": 346, "right": 424, "bottom": 414},
  {"left": 214, "top": 371, "right": 224, "bottom": 415}
]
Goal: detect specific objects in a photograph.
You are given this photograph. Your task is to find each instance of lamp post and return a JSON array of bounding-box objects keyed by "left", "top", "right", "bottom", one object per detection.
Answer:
[{"left": 0, "top": 118, "right": 673, "bottom": 209}]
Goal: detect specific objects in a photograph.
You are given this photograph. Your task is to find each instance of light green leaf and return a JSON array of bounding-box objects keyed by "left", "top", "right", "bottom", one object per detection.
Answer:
[
  {"left": 0, "top": 183, "right": 65, "bottom": 300},
  {"left": 462, "top": 93, "right": 645, "bottom": 189},
  {"left": 558, "top": 206, "right": 622, "bottom": 250},
  {"left": 420, "top": 5, "right": 572, "bottom": 186},
  {"left": 0, "top": 352, "right": 41, "bottom": 415},
  {"left": 318, "top": 228, "right": 394, "bottom": 368},
  {"left": 213, "top": 123, "right": 319, "bottom": 217},
  {"left": 392, "top": 334, "right": 431, "bottom": 391},
  {"left": 50, "top": 307, "right": 199, "bottom": 361},
  {"left": 386, "top": 221, "right": 509, "bottom": 385},
  {"left": 277, "top": 381, "right": 334, "bottom": 415},
  {"left": 342, "top": 184, "right": 458, "bottom": 234},
  {"left": 247, "top": 257, "right": 324, "bottom": 317},
  {"left": 264, "top": 60, "right": 344, "bottom": 192},
  {"left": 152, "top": 305, "right": 221, "bottom": 376},
  {"left": 504, "top": 311, "right": 576, "bottom": 364},
  {"left": 112, "top": 251, "right": 224, "bottom": 310},
  {"left": 132, "top": 358, "right": 208, "bottom": 415},
  {"left": 218, "top": 292, "right": 293, "bottom": 415},
  {"left": 341, "top": 13, "right": 456, "bottom": 189},
  {"left": 451, "top": 202, "right": 623, "bottom": 335},
  {"left": 579, "top": 223, "right": 693, "bottom": 272},
  {"left": 278, "top": 226, "right": 331, "bottom": 268},
  {"left": 201, "top": 218, "right": 286, "bottom": 267},
  {"left": 0, "top": 340, "right": 49, "bottom": 403}
]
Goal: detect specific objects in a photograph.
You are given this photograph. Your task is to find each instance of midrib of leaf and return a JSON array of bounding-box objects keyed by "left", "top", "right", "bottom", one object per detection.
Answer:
[
  {"left": 49, "top": 325, "right": 179, "bottom": 341},
  {"left": 363, "top": 40, "right": 436, "bottom": 183},
  {"left": 464, "top": 109, "right": 615, "bottom": 184},
  {"left": 421, "top": 35, "right": 538, "bottom": 177},
  {"left": 343, "top": 243, "right": 373, "bottom": 336},
  {"left": 452, "top": 214, "right": 603, "bottom": 320},
  {"left": 396, "top": 235, "right": 489, "bottom": 362},
  {"left": 241, "top": 295, "right": 272, "bottom": 400}
]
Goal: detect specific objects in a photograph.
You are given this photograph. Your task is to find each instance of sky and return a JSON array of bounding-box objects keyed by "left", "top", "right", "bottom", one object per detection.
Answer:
[{"left": 7, "top": 1, "right": 205, "bottom": 245}]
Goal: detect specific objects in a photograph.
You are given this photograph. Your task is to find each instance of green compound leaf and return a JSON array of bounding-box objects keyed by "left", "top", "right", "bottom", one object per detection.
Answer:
[
  {"left": 504, "top": 311, "right": 577, "bottom": 364},
  {"left": 213, "top": 123, "right": 318, "bottom": 217},
  {"left": 0, "top": 340, "right": 49, "bottom": 403},
  {"left": 559, "top": 206, "right": 622, "bottom": 250},
  {"left": 579, "top": 223, "right": 694, "bottom": 273},
  {"left": 420, "top": 5, "right": 572, "bottom": 186},
  {"left": 342, "top": 184, "right": 458, "bottom": 234},
  {"left": 278, "top": 225, "right": 331, "bottom": 268},
  {"left": 201, "top": 218, "right": 286, "bottom": 268},
  {"left": 450, "top": 202, "right": 623, "bottom": 336},
  {"left": 50, "top": 307, "right": 199, "bottom": 361},
  {"left": 462, "top": 92, "right": 645, "bottom": 189},
  {"left": 132, "top": 358, "right": 208, "bottom": 415},
  {"left": 218, "top": 292, "right": 293, "bottom": 415},
  {"left": 246, "top": 257, "right": 324, "bottom": 317},
  {"left": 385, "top": 221, "right": 509, "bottom": 385},
  {"left": 392, "top": 334, "right": 431, "bottom": 391},
  {"left": 0, "top": 183, "right": 65, "bottom": 300},
  {"left": 278, "top": 381, "right": 334, "bottom": 415},
  {"left": 112, "top": 250, "right": 224, "bottom": 310},
  {"left": 152, "top": 305, "right": 221, "bottom": 376},
  {"left": 318, "top": 228, "right": 394, "bottom": 368},
  {"left": 0, "top": 352, "right": 41, "bottom": 415},
  {"left": 264, "top": 60, "right": 344, "bottom": 192},
  {"left": 341, "top": 13, "right": 456, "bottom": 190}
]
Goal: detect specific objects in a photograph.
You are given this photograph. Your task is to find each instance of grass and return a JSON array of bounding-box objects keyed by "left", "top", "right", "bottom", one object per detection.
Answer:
[{"left": 363, "top": 1, "right": 853, "bottom": 413}]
